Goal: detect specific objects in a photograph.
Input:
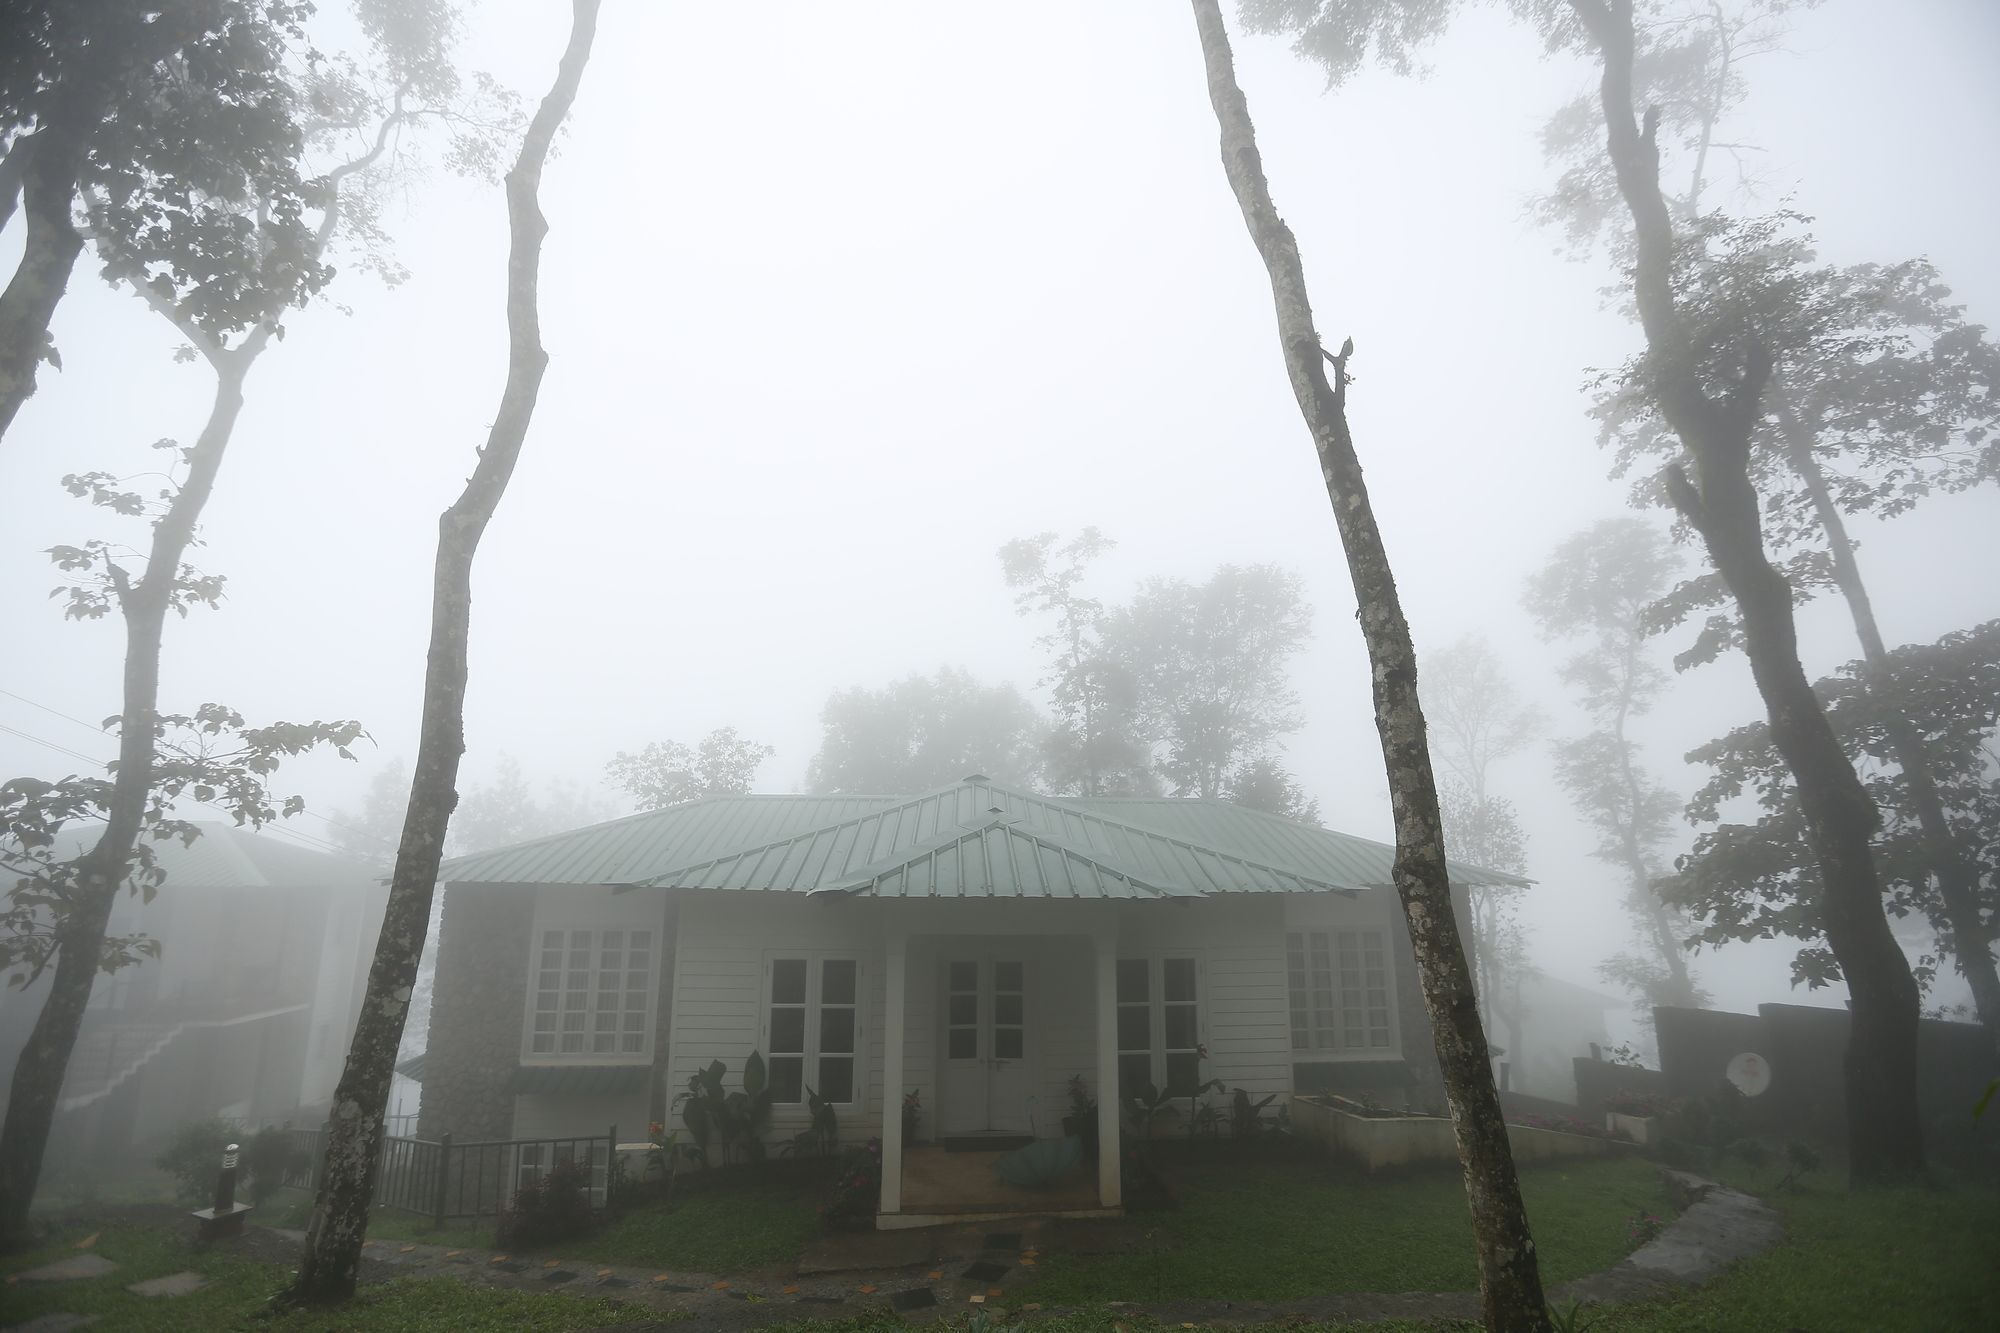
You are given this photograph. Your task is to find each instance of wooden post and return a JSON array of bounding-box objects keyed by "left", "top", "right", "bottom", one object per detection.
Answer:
[
  {"left": 1094, "top": 930, "right": 1122, "bottom": 1208},
  {"left": 879, "top": 932, "right": 907, "bottom": 1218}
]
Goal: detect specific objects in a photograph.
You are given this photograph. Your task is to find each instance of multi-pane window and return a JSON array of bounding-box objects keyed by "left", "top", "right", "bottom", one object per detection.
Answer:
[
  {"left": 1287, "top": 928, "right": 1391, "bottom": 1053},
  {"left": 766, "top": 956, "right": 860, "bottom": 1106},
  {"left": 1117, "top": 955, "right": 1202, "bottom": 1096},
  {"left": 529, "top": 928, "right": 654, "bottom": 1057}
]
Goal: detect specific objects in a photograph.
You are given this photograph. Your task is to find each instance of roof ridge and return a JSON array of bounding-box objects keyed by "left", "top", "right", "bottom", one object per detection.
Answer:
[
  {"left": 635, "top": 780, "right": 1001, "bottom": 887},
  {"left": 811, "top": 815, "right": 1183, "bottom": 899}
]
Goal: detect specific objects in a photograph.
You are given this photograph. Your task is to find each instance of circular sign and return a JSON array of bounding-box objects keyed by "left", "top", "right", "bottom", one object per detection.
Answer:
[{"left": 1726, "top": 1051, "right": 1772, "bottom": 1098}]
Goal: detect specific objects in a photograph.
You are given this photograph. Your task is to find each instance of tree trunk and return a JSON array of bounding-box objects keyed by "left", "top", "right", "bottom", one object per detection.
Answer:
[
  {"left": 0, "top": 360, "right": 247, "bottom": 1250},
  {"left": 1576, "top": 0, "right": 1923, "bottom": 1183},
  {"left": 0, "top": 131, "right": 37, "bottom": 238},
  {"left": 0, "top": 111, "right": 90, "bottom": 443},
  {"left": 288, "top": 1, "right": 599, "bottom": 1303},
  {"left": 1187, "top": 4, "right": 1552, "bottom": 1328},
  {"left": 0, "top": 4, "right": 196, "bottom": 446},
  {"left": 1770, "top": 389, "right": 2000, "bottom": 1050}
]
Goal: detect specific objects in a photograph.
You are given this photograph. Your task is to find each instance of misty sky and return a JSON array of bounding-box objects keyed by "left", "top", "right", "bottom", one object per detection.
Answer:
[{"left": 5, "top": 0, "right": 1997, "bottom": 1031}]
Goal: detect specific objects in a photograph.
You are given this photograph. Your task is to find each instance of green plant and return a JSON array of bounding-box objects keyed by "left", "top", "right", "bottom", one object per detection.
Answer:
[
  {"left": 673, "top": 1052, "right": 775, "bottom": 1167},
  {"left": 1062, "top": 1075, "right": 1098, "bottom": 1159},
  {"left": 1775, "top": 1140, "right": 1822, "bottom": 1193},
  {"left": 154, "top": 1118, "right": 235, "bottom": 1204},
  {"left": 1548, "top": 1297, "right": 1602, "bottom": 1332},
  {"left": 243, "top": 1125, "right": 306, "bottom": 1205},
  {"left": 1125, "top": 1080, "right": 1178, "bottom": 1141},
  {"left": 901, "top": 1089, "right": 922, "bottom": 1144},
  {"left": 1602, "top": 1042, "right": 1648, "bottom": 1070},
  {"left": 1627, "top": 1209, "right": 1667, "bottom": 1245},
  {"left": 496, "top": 1157, "right": 596, "bottom": 1250},
  {"left": 819, "top": 1137, "right": 881, "bottom": 1231},
  {"left": 1727, "top": 1137, "right": 1772, "bottom": 1169},
  {"left": 968, "top": 1307, "right": 1027, "bottom": 1333},
  {"left": 1230, "top": 1087, "right": 1277, "bottom": 1139},
  {"left": 787, "top": 1085, "right": 838, "bottom": 1158}
]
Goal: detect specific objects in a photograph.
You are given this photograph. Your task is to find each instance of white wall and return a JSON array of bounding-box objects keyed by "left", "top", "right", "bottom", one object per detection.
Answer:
[{"left": 658, "top": 891, "right": 1406, "bottom": 1147}]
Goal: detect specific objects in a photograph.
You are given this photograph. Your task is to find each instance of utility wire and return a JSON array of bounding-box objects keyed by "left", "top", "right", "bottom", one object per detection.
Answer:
[
  {"left": 0, "top": 685, "right": 396, "bottom": 854},
  {"left": 0, "top": 712, "right": 360, "bottom": 860}
]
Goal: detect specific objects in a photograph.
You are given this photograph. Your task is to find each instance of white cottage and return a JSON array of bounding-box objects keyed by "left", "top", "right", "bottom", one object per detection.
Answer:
[{"left": 420, "top": 776, "right": 1518, "bottom": 1227}]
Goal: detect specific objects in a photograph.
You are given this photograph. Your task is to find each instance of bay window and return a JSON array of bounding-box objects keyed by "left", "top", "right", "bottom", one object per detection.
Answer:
[{"left": 527, "top": 926, "right": 655, "bottom": 1058}]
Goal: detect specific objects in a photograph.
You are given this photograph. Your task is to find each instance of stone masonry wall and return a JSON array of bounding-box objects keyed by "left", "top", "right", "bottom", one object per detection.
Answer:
[{"left": 419, "top": 883, "right": 534, "bottom": 1141}]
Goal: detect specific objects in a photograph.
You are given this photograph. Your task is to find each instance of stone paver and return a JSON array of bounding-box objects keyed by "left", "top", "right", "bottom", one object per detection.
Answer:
[
  {"left": 124, "top": 1270, "right": 207, "bottom": 1298},
  {"left": 10, "top": 1254, "right": 118, "bottom": 1283}
]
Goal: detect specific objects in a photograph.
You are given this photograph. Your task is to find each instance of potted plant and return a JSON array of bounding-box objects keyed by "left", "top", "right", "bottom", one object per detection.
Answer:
[
  {"left": 1062, "top": 1075, "right": 1098, "bottom": 1159},
  {"left": 902, "top": 1089, "right": 922, "bottom": 1145}
]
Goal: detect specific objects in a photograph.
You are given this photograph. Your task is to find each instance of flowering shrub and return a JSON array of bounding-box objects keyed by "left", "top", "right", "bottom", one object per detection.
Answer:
[
  {"left": 819, "top": 1137, "right": 881, "bottom": 1231},
  {"left": 1627, "top": 1210, "right": 1666, "bottom": 1245},
  {"left": 497, "top": 1158, "right": 596, "bottom": 1249}
]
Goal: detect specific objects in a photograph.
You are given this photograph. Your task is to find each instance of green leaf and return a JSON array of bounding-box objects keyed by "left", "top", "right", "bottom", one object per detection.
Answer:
[{"left": 743, "top": 1049, "right": 767, "bottom": 1099}]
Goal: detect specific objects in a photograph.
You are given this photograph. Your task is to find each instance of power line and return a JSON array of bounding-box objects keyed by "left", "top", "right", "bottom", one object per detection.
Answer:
[
  {"left": 0, "top": 715, "right": 357, "bottom": 860},
  {"left": 0, "top": 684, "right": 395, "bottom": 853}
]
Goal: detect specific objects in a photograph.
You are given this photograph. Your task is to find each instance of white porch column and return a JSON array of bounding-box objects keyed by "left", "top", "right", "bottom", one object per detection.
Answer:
[
  {"left": 1093, "top": 929, "right": 1122, "bottom": 1207},
  {"left": 878, "top": 930, "right": 907, "bottom": 1217}
]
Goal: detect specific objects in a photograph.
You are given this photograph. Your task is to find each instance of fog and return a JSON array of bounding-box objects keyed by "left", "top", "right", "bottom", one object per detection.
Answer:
[{"left": 5, "top": 0, "right": 1998, "bottom": 1061}]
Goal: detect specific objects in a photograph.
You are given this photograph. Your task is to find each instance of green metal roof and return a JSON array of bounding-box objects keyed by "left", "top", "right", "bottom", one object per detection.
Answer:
[{"left": 438, "top": 776, "right": 1529, "bottom": 899}]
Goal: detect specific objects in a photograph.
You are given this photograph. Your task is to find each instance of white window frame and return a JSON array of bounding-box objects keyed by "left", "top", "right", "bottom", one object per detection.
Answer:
[
  {"left": 1115, "top": 952, "right": 1206, "bottom": 1096},
  {"left": 520, "top": 924, "right": 659, "bottom": 1063},
  {"left": 758, "top": 952, "right": 865, "bottom": 1111},
  {"left": 1286, "top": 927, "right": 1398, "bottom": 1058}
]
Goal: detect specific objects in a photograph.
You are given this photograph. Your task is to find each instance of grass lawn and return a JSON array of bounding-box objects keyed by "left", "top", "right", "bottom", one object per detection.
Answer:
[
  {"left": 262, "top": 1175, "right": 823, "bottom": 1275},
  {"left": 262, "top": 1186, "right": 496, "bottom": 1252},
  {"left": 585, "top": 1177, "right": 825, "bottom": 1272},
  {"left": 1581, "top": 1164, "right": 2000, "bottom": 1332},
  {"left": 1025, "top": 1151, "right": 1669, "bottom": 1303},
  {"left": 0, "top": 1220, "right": 638, "bottom": 1332}
]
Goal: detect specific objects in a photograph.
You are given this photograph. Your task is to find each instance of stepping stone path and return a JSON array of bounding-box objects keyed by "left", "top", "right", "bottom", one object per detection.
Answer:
[
  {"left": 124, "top": 1271, "right": 206, "bottom": 1298},
  {"left": 10, "top": 1255, "right": 118, "bottom": 1283}
]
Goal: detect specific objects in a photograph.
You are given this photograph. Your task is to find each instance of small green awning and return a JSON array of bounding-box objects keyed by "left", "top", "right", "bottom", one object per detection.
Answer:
[{"left": 506, "top": 1065, "right": 650, "bottom": 1097}]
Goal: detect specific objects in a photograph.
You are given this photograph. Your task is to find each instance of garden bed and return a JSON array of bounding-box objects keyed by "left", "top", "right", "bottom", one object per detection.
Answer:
[{"left": 1292, "top": 1094, "right": 1629, "bottom": 1171}]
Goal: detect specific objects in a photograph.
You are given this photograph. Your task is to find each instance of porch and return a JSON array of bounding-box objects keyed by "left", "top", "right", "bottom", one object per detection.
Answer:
[{"left": 876, "top": 927, "right": 1125, "bottom": 1228}]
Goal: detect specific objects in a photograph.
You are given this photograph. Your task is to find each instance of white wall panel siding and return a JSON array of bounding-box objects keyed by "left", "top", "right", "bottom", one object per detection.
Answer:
[{"left": 654, "top": 889, "right": 1411, "bottom": 1148}]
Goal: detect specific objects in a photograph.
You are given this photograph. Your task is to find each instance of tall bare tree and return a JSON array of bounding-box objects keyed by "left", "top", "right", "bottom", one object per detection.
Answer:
[
  {"left": 1245, "top": 0, "right": 1927, "bottom": 1188},
  {"left": 289, "top": 0, "right": 601, "bottom": 1301},
  {"left": 1187, "top": 4, "right": 1551, "bottom": 1327},
  {"left": 1423, "top": 637, "right": 1541, "bottom": 1036},
  {"left": 1571, "top": 0, "right": 1921, "bottom": 1180},
  {"left": 1526, "top": 518, "right": 1705, "bottom": 1023}
]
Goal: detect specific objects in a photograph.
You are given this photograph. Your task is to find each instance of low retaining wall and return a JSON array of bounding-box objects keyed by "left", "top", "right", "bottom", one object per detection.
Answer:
[{"left": 1292, "top": 1096, "right": 1627, "bottom": 1171}]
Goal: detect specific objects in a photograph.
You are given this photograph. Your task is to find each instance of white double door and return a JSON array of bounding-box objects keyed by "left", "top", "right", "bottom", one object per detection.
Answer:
[{"left": 938, "top": 955, "right": 1036, "bottom": 1137}]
